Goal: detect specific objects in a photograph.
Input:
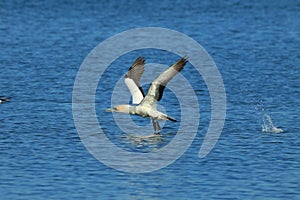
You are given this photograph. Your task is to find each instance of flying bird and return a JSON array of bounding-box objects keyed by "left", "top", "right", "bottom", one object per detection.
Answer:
[
  {"left": 0, "top": 96, "right": 10, "bottom": 104},
  {"left": 106, "top": 56, "right": 188, "bottom": 134}
]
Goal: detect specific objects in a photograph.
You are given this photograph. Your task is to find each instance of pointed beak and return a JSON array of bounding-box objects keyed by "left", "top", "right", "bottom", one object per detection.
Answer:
[{"left": 105, "top": 108, "right": 113, "bottom": 112}]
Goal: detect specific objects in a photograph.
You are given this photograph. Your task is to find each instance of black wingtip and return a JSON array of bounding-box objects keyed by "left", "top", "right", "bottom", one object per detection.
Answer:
[
  {"left": 135, "top": 56, "right": 145, "bottom": 64},
  {"left": 128, "top": 57, "right": 145, "bottom": 71},
  {"left": 172, "top": 56, "right": 188, "bottom": 72},
  {"left": 181, "top": 56, "right": 188, "bottom": 64},
  {"left": 125, "top": 56, "right": 146, "bottom": 79}
]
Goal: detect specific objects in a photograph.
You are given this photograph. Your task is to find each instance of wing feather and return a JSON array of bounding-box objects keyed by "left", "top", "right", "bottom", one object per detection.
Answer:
[
  {"left": 140, "top": 56, "right": 188, "bottom": 107},
  {"left": 124, "top": 57, "right": 145, "bottom": 104}
]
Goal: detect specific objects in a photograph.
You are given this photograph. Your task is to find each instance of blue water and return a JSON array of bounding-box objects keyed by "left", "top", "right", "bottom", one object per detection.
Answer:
[{"left": 1, "top": 0, "right": 300, "bottom": 199}]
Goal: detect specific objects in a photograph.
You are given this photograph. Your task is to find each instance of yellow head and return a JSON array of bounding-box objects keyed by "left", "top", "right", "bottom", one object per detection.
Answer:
[{"left": 105, "top": 105, "right": 131, "bottom": 114}]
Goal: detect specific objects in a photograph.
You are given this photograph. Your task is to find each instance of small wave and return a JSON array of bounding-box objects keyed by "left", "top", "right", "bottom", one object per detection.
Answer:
[{"left": 262, "top": 114, "right": 283, "bottom": 133}]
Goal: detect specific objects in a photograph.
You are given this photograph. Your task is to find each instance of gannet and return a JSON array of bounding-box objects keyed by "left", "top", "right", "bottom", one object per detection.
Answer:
[
  {"left": 0, "top": 97, "right": 10, "bottom": 104},
  {"left": 106, "top": 56, "right": 188, "bottom": 134}
]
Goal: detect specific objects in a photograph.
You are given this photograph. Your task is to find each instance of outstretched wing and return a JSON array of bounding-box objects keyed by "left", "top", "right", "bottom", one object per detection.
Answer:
[
  {"left": 140, "top": 56, "right": 188, "bottom": 108},
  {"left": 124, "top": 57, "right": 145, "bottom": 104}
]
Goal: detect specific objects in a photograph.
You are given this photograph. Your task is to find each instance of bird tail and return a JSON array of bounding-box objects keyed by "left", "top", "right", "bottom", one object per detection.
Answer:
[
  {"left": 165, "top": 115, "right": 177, "bottom": 122},
  {"left": 157, "top": 112, "right": 177, "bottom": 122}
]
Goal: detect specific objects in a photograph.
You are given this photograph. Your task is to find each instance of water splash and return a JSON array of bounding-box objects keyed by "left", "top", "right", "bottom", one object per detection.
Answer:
[
  {"left": 253, "top": 98, "right": 283, "bottom": 133},
  {"left": 262, "top": 114, "right": 283, "bottom": 133}
]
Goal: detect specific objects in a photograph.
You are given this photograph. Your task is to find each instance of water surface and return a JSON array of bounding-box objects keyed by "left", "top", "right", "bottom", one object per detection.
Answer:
[{"left": 0, "top": 0, "right": 299, "bottom": 199}]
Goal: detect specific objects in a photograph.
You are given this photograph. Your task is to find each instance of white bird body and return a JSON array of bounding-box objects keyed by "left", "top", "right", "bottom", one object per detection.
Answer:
[
  {"left": 106, "top": 56, "right": 187, "bottom": 133},
  {"left": 109, "top": 104, "right": 176, "bottom": 121}
]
